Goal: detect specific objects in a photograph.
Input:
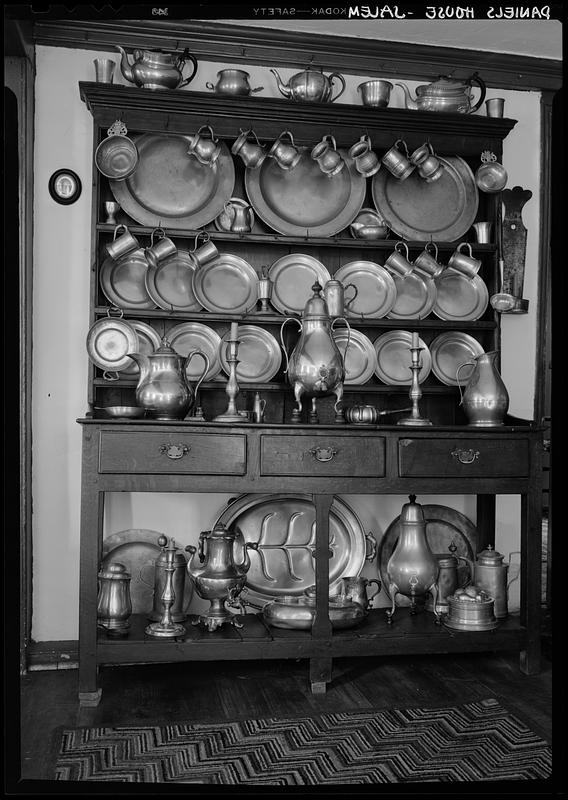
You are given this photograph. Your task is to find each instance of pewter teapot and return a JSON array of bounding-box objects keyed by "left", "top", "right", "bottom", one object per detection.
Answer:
[
  {"left": 397, "top": 73, "right": 486, "bottom": 113},
  {"left": 128, "top": 337, "right": 209, "bottom": 420},
  {"left": 271, "top": 65, "right": 346, "bottom": 103},
  {"left": 280, "top": 282, "right": 350, "bottom": 422},
  {"left": 116, "top": 46, "right": 198, "bottom": 90},
  {"left": 186, "top": 524, "right": 258, "bottom": 631}
]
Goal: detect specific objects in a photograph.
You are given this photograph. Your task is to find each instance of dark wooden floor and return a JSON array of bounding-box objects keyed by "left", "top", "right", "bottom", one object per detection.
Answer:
[{"left": 16, "top": 644, "right": 553, "bottom": 784}]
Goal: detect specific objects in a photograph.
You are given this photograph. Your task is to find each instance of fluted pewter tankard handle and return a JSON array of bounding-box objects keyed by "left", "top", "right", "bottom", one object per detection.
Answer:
[{"left": 451, "top": 448, "right": 480, "bottom": 465}]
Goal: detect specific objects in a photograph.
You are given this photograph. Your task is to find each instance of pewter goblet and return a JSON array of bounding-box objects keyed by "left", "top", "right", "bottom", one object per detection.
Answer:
[{"left": 104, "top": 201, "right": 120, "bottom": 225}]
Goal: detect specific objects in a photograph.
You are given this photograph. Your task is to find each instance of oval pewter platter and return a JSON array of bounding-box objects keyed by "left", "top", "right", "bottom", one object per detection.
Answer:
[
  {"left": 109, "top": 133, "right": 235, "bottom": 229},
  {"left": 372, "top": 156, "right": 478, "bottom": 242},
  {"left": 214, "top": 493, "right": 371, "bottom": 607},
  {"left": 245, "top": 147, "right": 366, "bottom": 237}
]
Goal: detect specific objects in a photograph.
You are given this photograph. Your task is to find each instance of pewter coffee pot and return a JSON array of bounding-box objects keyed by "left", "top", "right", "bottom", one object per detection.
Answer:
[
  {"left": 186, "top": 524, "right": 258, "bottom": 631},
  {"left": 385, "top": 495, "right": 439, "bottom": 624},
  {"left": 397, "top": 73, "right": 486, "bottom": 113},
  {"left": 280, "top": 282, "right": 350, "bottom": 423},
  {"left": 129, "top": 337, "right": 209, "bottom": 420},
  {"left": 271, "top": 65, "right": 346, "bottom": 103},
  {"left": 116, "top": 46, "right": 198, "bottom": 90}
]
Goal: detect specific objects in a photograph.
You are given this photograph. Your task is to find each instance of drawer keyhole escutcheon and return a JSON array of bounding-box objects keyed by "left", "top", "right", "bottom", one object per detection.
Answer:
[
  {"left": 308, "top": 446, "right": 338, "bottom": 462},
  {"left": 160, "top": 443, "right": 190, "bottom": 460},
  {"left": 451, "top": 448, "right": 480, "bottom": 465}
]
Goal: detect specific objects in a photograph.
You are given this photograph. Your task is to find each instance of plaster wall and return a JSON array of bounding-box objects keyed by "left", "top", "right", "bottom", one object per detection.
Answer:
[{"left": 31, "top": 42, "right": 540, "bottom": 641}]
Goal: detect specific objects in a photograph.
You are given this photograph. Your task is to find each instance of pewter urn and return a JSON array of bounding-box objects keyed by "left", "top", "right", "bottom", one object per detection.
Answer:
[
  {"left": 385, "top": 495, "right": 439, "bottom": 624},
  {"left": 280, "top": 282, "right": 350, "bottom": 423}
]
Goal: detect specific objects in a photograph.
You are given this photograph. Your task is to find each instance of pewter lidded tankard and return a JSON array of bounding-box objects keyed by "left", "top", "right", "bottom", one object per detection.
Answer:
[{"left": 280, "top": 282, "right": 350, "bottom": 423}]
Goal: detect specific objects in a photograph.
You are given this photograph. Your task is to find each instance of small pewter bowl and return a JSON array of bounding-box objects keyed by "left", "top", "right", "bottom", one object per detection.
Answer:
[
  {"left": 97, "top": 406, "right": 145, "bottom": 419},
  {"left": 350, "top": 208, "right": 390, "bottom": 240},
  {"left": 95, "top": 135, "right": 139, "bottom": 180},
  {"left": 475, "top": 162, "right": 508, "bottom": 193}
]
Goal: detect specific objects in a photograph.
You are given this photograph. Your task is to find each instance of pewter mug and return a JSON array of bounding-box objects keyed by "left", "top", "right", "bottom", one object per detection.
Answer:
[
  {"left": 348, "top": 136, "right": 381, "bottom": 177},
  {"left": 189, "top": 231, "right": 218, "bottom": 266},
  {"left": 269, "top": 130, "right": 301, "bottom": 170},
  {"left": 448, "top": 242, "right": 482, "bottom": 279},
  {"left": 414, "top": 242, "right": 444, "bottom": 279},
  {"left": 129, "top": 338, "right": 210, "bottom": 420},
  {"left": 311, "top": 134, "right": 345, "bottom": 176},
  {"left": 357, "top": 79, "right": 392, "bottom": 108},
  {"left": 385, "top": 241, "right": 414, "bottom": 277},
  {"left": 381, "top": 139, "right": 415, "bottom": 180},
  {"left": 473, "top": 222, "right": 492, "bottom": 244},
  {"left": 105, "top": 224, "right": 140, "bottom": 260},
  {"left": 457, "top": 350, "right": 509, "bottom": 427},
  {"left": 339, "top": 576, "right": 381, "bottom": 611},
  {"left": 144, "top": 227, "right": 177, "bottom": 269}
]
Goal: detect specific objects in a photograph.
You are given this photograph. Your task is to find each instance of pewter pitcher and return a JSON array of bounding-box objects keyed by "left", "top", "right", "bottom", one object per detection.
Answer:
[
  {"left": 457, "top": 350, "right": 509, "bottom": 427},
  {"left": 280, "top": 282, "right": 350, "bottom": 422},
  {"left": 116, "top": 46, "right": 197, "bottom": 90},
  {"left": 129, "top": 337, "right": 209, "bottom": 420},
  {"left": 186, "top": 524, "right": 258, "bottom": 631}
]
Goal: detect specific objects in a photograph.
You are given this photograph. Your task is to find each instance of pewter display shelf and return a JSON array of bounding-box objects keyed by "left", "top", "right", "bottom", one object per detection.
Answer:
[{"left": 78, "top": 76, "right": 542, "bottom": 707}]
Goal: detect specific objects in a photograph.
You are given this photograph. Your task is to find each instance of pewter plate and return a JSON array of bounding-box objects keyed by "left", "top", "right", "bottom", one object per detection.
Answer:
[
  {"left": 109, "top": 133, "right": 235, "bottom": 229},
  {"left": 214, "top": 493, "right": 369, "bottom": 607},
  {"left": 101, "top": 528, "right": 193, "bottom": 616},
  {"left": 269, "top": 254, "right": 331, "bottom": 315},
  {"left": 378, "top": 505, "right": 478, "bottom": 607},
  {"left": 220, "top": 325, "right": 282, "bottom": 383},
  {"left": 333, "top": 328, "right": 376, "bottom": 385},
  {"left": 433, "top": 268, "right": 489, "bottom": 322},
  {"left": 145, "top": 250, "right": 202, "bottom": 312},
  {"left": 192, "top": 254, "right": 259, "bottom": 314},
  {"left": 373, "top": 330, "right": 431, "bottom": 385},
  {"left": 430, "top": 331, "right": 484, "bottom": 386},
  {"left": 386, "top": 271, "right": 437, "bottom": 320},
  {"left": 334, "top": 261, "right": 397, "bottom": 319},
  {"left": 372, "top": 156, "right": 478, "bottom": 242},
  {"left": 99, "top": 250, "right": 156, "bottom": 310},
  {"left": 86, "top": 317, "right": 139, "bottom": 372},
  {"left": 166, "top": 321, "right": 223, "bottom": 382},
  {"left": 245, "top": 147, "right": 366, "bottom": 237},
  {"left": 121, "top": 320, "right": 162, "bottom": 377}
]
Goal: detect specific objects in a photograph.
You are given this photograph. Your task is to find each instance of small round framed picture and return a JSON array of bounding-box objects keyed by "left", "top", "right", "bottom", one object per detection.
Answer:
[{"left": 48, "top": 169, "right": 82, "bottom": 205}]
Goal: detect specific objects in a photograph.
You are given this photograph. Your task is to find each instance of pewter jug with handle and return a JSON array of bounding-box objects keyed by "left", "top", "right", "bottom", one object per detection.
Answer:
[
  {"left": 116, "top": 46, "right": 198, "bottom": 90},
  {"left": 280, "top": 282, "right": 350, "bottom": 420},
  {"left": 271, "top": 65, "right": 346, "bottom": 103},
  {"left": 129, "top": 337, "right": 209, "bottom": 420},
  {"left": 457, "top": 350, "right": 509, "bottom": 427},
  {"left": 397, "top": 73, "right": 486, "bottom": 113}
]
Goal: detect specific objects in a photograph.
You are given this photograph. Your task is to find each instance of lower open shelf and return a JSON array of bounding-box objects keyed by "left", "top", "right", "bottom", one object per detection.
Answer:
[{"left": 96, "top": 610, "right": 524, "bottom": 665}]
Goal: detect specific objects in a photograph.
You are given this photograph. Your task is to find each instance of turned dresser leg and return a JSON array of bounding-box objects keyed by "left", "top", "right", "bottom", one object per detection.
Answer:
[{"left": 309, "top": 656, "right": 332, "bottom": 694}]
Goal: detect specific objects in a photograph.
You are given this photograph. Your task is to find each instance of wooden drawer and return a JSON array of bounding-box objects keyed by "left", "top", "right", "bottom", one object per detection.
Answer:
[
  {"left": 398, "top": 437, "right": 529, "bottom": 478},
  {"left": 98, "top": 431, "right": 246, "bottom": 475},
  {"left": 260, "top": 434, "right": 385, "bottom": 477}
]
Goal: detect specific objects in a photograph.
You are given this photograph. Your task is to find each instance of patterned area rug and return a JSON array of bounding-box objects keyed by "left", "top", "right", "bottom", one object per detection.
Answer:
[{"left": 54, "top": 698, "right": 551, "bottom": 784}]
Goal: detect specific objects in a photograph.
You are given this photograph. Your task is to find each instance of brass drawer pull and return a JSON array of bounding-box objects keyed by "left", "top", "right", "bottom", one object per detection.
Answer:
[
  {"left": 308, "top": 446, "right": 337, "bottom": 462},
  {"left": 159, "top": 443, "right": 190, "bottom": 460},
  {"left": 451, "top": 448, "right": 480, "bottom": 465}
]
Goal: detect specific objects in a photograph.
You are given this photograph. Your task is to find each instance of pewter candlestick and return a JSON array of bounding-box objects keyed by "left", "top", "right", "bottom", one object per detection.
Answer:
[
  {"left": 397, "top": 338, "right": 432, "bottom": 427},
  {"left": 213, "top": 323, "right": 248, "bottom": 423},
  {"left": 145, "top": 537, "right": 186, "bottom": 638}
]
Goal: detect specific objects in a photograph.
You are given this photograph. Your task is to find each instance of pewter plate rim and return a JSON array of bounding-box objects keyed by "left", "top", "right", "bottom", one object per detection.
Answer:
[
  {"left": 334, "top": 260, "right": 397, "bottom": 320},
  {"left": 192, "top": 253, "right": 259, "bottom": 314},
  {"left": 166, "top": 321, "right": 223, "bottom": 382},
  {"left": 429, "top": 330, "right": 485, "bottom": 386},
  {"left": 268, "top": 253, "right": 331, "bottom": 315},
  {"left": 373, "top": 330, "right": 431, "bottom": 385},
  {"left": 219, "top": 324, "right": 282, "bottom": 383},
  {"left": 333, "top": 327, "right": 377, "bottom": 386}
]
